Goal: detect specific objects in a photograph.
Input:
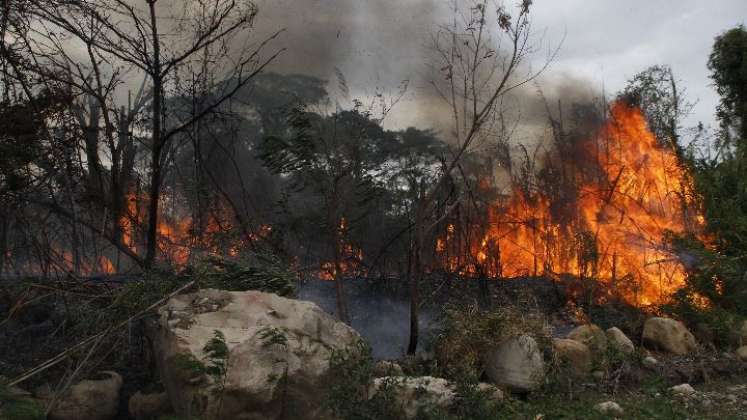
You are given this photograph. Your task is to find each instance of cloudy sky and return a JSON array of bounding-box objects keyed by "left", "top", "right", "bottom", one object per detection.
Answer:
[{"left": 253, "top": 0, "right": 745, "bottom": 137}]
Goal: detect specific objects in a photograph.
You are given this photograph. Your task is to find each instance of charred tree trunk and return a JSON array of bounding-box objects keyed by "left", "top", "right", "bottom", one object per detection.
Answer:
[{"left": 407, "top": 201, "right": 426, "bottom": 355}]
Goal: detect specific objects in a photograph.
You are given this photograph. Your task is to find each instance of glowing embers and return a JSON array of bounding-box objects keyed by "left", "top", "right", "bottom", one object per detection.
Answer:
[{"left": 438, "top": 102, "right": 703, "bottom": 306}]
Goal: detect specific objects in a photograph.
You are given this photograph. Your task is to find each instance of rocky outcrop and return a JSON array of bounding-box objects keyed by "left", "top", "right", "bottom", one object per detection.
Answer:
[
  {"left": 483, "top": 335, "right": 545, "bottom": 393},
  {"left": 149, "top": 289, "right": 361, "bottom": 420},
  {"left": 552, "top": 338, "right": 592, "bottom": 378},
  {"left": 39, "top": 371, "right": 122, "bottom": 420},
  {"left": 567, "top": 324, "right": 608, "bottom": 356},
  {"left": 606, "top": 327, "right": 635, "bottom": 354},
  {"left": 642, "top": 317, "right": 697, "bottom": 355},
  {"left": 371, "top": 376, "right": 454, "bottom": 419}
]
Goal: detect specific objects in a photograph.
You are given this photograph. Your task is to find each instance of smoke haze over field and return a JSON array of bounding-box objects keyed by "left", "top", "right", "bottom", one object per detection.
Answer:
[{"left": 250, "top": 0, "right": 745, "bottom": 138}]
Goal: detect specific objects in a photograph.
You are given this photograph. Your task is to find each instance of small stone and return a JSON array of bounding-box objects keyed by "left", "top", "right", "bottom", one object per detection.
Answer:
[
  {"left": 477, "top": 383, "right": 504, "bottom": 403},
  {"left": 592, "top": 370, "right": 605, "bottom": 381},
  {"left": 670, "top": 383, "right": 696, "bottom": 396},
  {"left": 373, "top": 360, "right": 404, "bottom": 377},
  {"left": 642, "top": 356, "right": 658, "bottom": 369},
  {"left": 371, "top": 376, "right": 454, "bottom": 419},
  {"left": 594, "top": 401, "right": 624, "bottom": 416}
]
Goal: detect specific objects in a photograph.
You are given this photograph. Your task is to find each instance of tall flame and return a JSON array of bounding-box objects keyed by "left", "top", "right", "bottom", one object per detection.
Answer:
[{"left": 441, "top": 102, "right": 702, "bottom": 306}]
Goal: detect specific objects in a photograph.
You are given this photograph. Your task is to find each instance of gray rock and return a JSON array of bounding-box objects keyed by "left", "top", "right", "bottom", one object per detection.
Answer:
[
  {"left": 642, "top": 317, "right": 697, "bottom": 355},
  {"left": 371, "top": 376, "right": 454, "bottom": 419},
  {"left": 568, "top": 324, "right": 608, "bottom": 356},
  {"left": 552, "top": 338, "right": 592, "bottom": 378},
  {"left": 483, "top": 335, "right": 545, "bottom": 393},
  {"left": 150, "top": 289, "right": 361, "bottom": 420},
  {"left": 642, "top": 356, "right": 659, "bottom": 369},
  {"left": 594, "top": 401, "right": 624, "bottom": 416},
  {"left": 606, "top": 327, "right": 635, "bottom": 354},
  {"left": 670, "top": 383, "right": 696, "bottom": 396}
]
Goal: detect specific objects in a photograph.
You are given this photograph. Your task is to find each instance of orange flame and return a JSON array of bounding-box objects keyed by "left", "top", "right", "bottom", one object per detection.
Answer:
[{"left": 440, "top": 102, "right": 703, "bottom": 306}]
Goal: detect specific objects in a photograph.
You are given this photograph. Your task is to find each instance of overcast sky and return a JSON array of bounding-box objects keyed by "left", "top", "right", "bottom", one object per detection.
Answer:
[{"left": 254, "top": 0, "right": 746, "bottom": 136}]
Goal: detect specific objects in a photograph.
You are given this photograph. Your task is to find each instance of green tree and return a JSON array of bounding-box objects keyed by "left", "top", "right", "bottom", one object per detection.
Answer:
[
  {"left": 708, "top": 25, "right": 747, "bottom": 152},
  {"left": 260, "top": 106, "right": 391, "bottom": 323}
]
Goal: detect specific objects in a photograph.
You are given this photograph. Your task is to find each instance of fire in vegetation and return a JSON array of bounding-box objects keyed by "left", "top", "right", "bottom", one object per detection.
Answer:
[
  {"left": 438, "top": 101, "right": 704, "bottom": 307},
  {"left": 318, "top": 218, "right": 365, "bottom": 281},
  {"left": 120, "top": 192, "right": 258, "bottom": 268}
]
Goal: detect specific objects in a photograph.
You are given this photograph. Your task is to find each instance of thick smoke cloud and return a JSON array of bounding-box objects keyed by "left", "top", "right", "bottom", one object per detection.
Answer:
[
  {"left": 254, "top": 0, "right": 441, "bottom": 94},
  {"left": 251, "top": 0, "right": 601, "bottom": 140}
]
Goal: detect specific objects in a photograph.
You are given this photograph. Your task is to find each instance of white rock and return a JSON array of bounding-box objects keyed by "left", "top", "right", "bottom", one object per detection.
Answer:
[
  {"left": 606, "top": 327, "right": 635, "bottom": 354},
  {"left": 483, "top": 335, "right": 545, "bottom": 393},
  {"left": 150, "top": 289, "right": 361, "bottom": 420},
  {"left": 594, "top": 401, "right": 624, "bottom": 416},
  {"left": 642, "top": 356, "right": 659, "bottom": 369},
  {"left": 642, "top": 317, "right": 697, "bottom": 355},
  {"left": 670, "top": 383, "right": 696, "bottom": 396},
  {"left": 371, "top": 376, "right": 454, "bottom": 418}
]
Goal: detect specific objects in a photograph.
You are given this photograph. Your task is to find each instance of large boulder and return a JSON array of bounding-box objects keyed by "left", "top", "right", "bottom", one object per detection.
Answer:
[
  {"left": 371, "top": 376, "right": 454, "bottom": 419},
  {"left": 149, "top": 289, "right": 361, "bottom": 420},
  {"left": 606, "top": 327, "right": 635, "bottom": 355},
  {"left": 552, "top": 338, "right": 592, "bottom": 378},
  {"left": 567, "top": 324, "right": 608, "bottom": 356},
  {"left": 642, "top": 317, "right": 697, "bottom": 355},
  {"left": 483, "top": 335, "right": 545, "bottom": 393},
  {"left": 38, "top": 371, "right": 122, "bottom": 420}
]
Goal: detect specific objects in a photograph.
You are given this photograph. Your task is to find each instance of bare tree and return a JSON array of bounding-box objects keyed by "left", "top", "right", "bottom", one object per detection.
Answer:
[
  {"left": 21, "top": 0, "right": 284, "bottom": 268},
  {"left": 406, "top": 0, "right": 558, "bottom": 353}
]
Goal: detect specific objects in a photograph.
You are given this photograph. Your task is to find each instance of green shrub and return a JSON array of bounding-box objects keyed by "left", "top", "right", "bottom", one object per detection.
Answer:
[
  {"left": 325, "top": 340, "right": 403, "bottom": 420},
  {"left": 0, "top": 382, "right": 45, "bottom": 420},
  {"left": 190, "top": 254, "right": 295, "bottom": 296}
]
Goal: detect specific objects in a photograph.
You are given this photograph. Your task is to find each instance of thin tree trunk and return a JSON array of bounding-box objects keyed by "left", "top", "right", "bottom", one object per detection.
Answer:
[
  {"left": 144, "top": 0, "right": 162, "bottom": 269},
  {"left": 407, "top": 202, "right": 426, "bottom": 354}
]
